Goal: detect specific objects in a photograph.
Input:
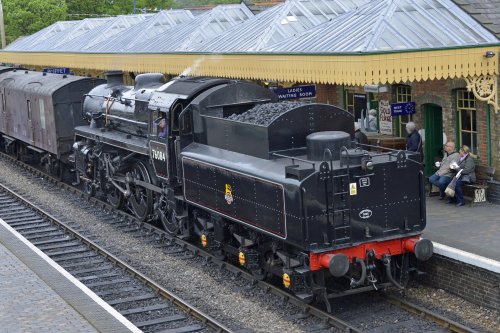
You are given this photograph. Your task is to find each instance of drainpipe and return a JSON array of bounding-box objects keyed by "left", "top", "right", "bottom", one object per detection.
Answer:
[{"left": 486, "top": 105, "right": 492, "bottom": 167}]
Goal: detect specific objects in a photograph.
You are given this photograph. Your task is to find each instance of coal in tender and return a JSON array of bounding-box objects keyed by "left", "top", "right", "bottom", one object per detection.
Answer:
[{"left": 227, "top": 101, "right": 306, "bottom": 125}]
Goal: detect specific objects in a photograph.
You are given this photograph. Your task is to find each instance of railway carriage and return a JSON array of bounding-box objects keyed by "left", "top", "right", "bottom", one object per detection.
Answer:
[{"left": 0, "top": 67, "right": 103, "bottom": 175}]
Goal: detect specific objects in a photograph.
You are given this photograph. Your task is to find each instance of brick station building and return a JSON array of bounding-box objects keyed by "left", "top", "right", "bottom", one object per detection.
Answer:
[{"left": 1, "top": 0, "right": 499, "bottom": 184}]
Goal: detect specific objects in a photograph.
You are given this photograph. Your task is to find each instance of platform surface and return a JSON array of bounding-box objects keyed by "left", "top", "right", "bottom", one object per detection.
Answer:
[
  {"left": 0, "top": 218, "right": 140, "bottom": 333},
  {"left": 0, "top": 242, "right": 100, "bottom": 333},
  {"left": 424, "top": 196, "right": 500, "bottom": 263}
]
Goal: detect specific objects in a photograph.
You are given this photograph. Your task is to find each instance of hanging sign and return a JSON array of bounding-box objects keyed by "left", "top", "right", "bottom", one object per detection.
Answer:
[
  {"left": 363, "top": 85, "right": 388, "bottom": 93},
  {"left": 43, "top": 67, "right": 71, "bottom": 75},
  {"left": 379, "top": 100, "right": 392, "bottom": 135},
  {"left": 270, "top": 85, "right": 316, "bottom": 100},
  {"left": 391, "top": 101, "right": 416, "bottom": 116}
]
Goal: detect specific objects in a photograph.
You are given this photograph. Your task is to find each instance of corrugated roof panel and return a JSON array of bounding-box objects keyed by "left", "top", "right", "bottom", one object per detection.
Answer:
[
  {"left": 128, "top": 4, "right": 254, "bottom": 52},
  {"left": 89, "top": 10, "right": 194, "bottom": 52},
  {"left": 49, "top": 15, "right": 147, "bottom": 52},
  {"left": 264, "top": 0, "right": 499, "bottom": 53},
  {"left": 32, "top": 18, "right": 113, "bottom": 51},
  {"left": 84, "top": 15, "right": 148, "bottom": 49},
  {"left": 194, "top": 0, "right": 371, "bottom": 52},
  {"left": 5, "top": 21, "right": 78, "bottom": 51}
]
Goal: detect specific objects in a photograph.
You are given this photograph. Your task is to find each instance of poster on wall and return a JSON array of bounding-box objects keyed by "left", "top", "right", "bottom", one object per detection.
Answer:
[{"left": 379, "top": 100, "right": 392, "bottom": 135}]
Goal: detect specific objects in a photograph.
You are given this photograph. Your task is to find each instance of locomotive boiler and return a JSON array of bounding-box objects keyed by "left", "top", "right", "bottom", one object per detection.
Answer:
[{"left": 72, "top": 72, "right": 433, "bottom": 310}]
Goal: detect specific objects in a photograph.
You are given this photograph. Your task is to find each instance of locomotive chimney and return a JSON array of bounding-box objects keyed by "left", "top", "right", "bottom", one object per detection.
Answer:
[{"left": 106, "top": 70, "right": 124, "bottom": 88}]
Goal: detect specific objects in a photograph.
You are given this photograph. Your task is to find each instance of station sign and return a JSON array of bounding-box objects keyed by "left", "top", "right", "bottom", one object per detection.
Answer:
[
  {"left": 270, "top": 85, "right": 316, "bottom": 100},
  {"left": 363, "top": 84, "right": 388, "bottom": 93},
  {"left": 43, "top": 67, "right": 71, "bottom": 75},
  {"left": 391, "top": 101, "right": 416, "bottom": 116}
]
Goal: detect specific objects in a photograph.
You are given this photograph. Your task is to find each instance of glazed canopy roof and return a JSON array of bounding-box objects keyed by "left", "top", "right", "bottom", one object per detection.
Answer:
[{"left": 1, "top": 0, "right": 498, "bottom": 86}]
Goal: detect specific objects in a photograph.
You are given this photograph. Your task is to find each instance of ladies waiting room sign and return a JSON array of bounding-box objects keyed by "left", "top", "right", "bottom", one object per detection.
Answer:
[{"left": 378, "top": 100, "right": 392, "bottom": 135}]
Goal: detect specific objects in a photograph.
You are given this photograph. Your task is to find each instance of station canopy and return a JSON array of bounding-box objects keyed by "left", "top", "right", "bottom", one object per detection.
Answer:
[{"left": 1, "top": 0, "right": 499, "bottom": 86}]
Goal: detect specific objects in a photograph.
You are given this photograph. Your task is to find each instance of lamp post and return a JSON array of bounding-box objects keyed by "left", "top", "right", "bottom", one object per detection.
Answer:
[{"left": 134, "top": 0, "right": 136, "bottom": 14}]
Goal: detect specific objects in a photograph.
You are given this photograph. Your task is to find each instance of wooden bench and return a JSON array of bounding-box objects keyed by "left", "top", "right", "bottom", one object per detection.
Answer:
[{"left": 462, "top": 165, "right": 496, "bottom": 205}]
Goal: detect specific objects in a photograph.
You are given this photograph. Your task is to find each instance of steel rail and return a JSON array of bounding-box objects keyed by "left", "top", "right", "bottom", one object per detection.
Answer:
[
  {"left": 384, "top": 294, "right": 481, "bottom": 333},
  {"left": 0, "top": 151, "right": 482, "bottom": 333},
  {"left": 0, "top": 152, "right": 363, "bottom": 333},
  {"left": 0, "top": 181, "right": 233, "bottom": 333}
]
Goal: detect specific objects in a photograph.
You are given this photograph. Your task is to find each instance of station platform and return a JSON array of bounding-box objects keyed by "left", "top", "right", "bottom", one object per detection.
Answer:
[
  {"left": 424, "top": 196, "right": 500, "bottom": 272},
  {"left": 0, "top": 219, "right": 141, "bottom": 333}
]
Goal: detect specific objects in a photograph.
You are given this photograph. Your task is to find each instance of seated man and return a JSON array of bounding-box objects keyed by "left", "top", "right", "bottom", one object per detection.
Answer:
[{"left": 429, "top": 141, "right": 459, "bottom": 199}]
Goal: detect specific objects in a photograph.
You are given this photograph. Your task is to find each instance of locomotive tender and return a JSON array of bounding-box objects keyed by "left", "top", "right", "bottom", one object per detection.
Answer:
[{"left": 0, "top": 68, "right": 433, "bottom": 310}]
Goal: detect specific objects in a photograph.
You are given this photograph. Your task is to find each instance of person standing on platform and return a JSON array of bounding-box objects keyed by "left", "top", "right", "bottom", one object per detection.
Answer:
[
  {"left": 354, "top": 123, "right": 368, "bottom": 146},
  {"left": 367, "top": 109, "right": 378, "bottom": 132},
  {"left": 429, "top": 141, "right": 459, "bottom": 199},
  {"left": 405, "top": 122, "right": 423, "bottom": 161}
]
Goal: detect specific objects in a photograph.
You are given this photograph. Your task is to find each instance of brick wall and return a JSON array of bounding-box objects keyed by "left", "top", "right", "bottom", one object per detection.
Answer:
[
  {"left": 315, "top": 84, "right": 342, "bottom": 106},
  {"left": 412, "top": 78, "right": 498, "bottom": 176},
  {"left": 413, "top": 79, "right": 454, "bottom": 147},
  {"left": 418, "top": 254, "right": 500, "bottom": 310},
  {"left": 296, "top": 80, "right": 500, "bottom": 178}
]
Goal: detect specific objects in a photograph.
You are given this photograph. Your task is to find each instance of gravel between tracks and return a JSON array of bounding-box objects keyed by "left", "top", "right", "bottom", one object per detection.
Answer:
[
  {"left": 397, "top": 285, "right": 499, "bottom": 333},
  {"left": 1, "top": 158, "right": 498, "bottom": 333},
  {"left": 0, "top": 161, "right": 329, "bottom": 333}
]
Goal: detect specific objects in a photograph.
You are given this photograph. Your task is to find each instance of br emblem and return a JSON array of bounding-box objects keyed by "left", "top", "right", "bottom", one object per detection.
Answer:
[{"left": 224, "top": 184, "right": 233, "bottom": 204}]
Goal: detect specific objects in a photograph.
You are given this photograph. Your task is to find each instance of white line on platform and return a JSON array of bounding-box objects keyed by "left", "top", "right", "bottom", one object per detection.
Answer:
[
  {"left": 432, "top": 241, "right": 500, "bottom": 274},
  {"left": 0, "top": 218, "right": 142, "bottom": 333}
]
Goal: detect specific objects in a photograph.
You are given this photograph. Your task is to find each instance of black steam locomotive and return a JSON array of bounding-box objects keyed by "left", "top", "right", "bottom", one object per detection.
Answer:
[{"left": 0, "top": 68, "right": 432, "bottom": 311}]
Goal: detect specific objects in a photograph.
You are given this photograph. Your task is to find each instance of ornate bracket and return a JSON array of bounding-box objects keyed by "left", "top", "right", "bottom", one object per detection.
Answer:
[{"left": 465, "top": 74, "right": 499, "bottom": 113}]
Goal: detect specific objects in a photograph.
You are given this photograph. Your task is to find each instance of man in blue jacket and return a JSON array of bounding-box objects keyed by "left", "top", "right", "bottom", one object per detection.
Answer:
[{"left": 405, "top": 122, "right": 423, "bottom": 161}]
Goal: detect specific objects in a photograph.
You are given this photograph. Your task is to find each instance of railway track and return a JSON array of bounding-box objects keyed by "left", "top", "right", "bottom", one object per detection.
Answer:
[
  {"left": 0, "top": 152, "right": 484, "bottom": 333},
  {"left": 0, "top": 182, "right": 229, "bottom": 333}
]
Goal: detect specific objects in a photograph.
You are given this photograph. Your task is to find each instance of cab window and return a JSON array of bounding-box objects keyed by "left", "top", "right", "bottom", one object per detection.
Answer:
[{"left": 150, "top": 111, "right": 168, "bottom": 140}]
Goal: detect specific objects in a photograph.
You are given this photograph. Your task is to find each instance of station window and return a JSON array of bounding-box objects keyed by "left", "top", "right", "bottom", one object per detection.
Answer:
[
  {"left": 456, "top": 90, "right": 477, "bottom": 154},
  {"left": 395, "top": 85, "right": 412, "bottom": 137},
  {"left": 344, "top": 89, "right": 355, "bottom": 115}
]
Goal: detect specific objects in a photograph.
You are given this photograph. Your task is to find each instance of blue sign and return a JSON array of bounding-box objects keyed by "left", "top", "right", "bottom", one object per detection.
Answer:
[
  {"left": 391, "top": 101, "right": 416, "bottom": 116},
  {"left": 43, "top": 67, "right": 71, "bottom": 75},
  {"left": 270, "top": 85, "right": 316, "bottom": 100}
]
